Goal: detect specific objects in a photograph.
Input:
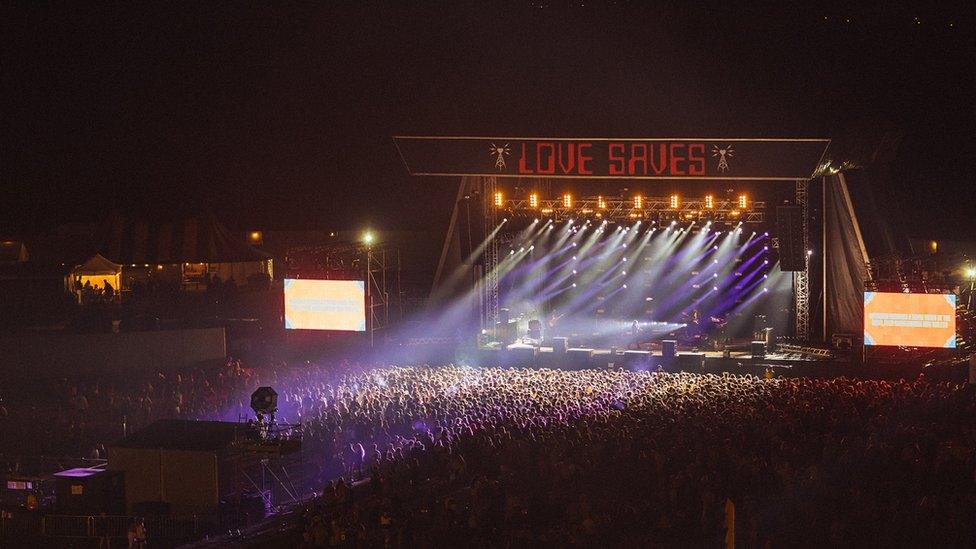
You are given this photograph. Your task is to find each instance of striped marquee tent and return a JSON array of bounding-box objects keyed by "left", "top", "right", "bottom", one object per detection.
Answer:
[{"left": 99, "top": 213, "right": 272, "bottom": 289}]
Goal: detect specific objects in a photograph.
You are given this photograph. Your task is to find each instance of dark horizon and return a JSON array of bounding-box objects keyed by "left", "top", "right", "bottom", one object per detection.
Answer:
[{"left": 3, "top": 2, "right": 974, "bottom": 241}]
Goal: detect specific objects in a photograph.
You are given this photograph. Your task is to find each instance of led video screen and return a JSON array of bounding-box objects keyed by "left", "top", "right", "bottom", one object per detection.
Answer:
[
  {"left": 863, "top": 292, "right": 956, "bottom": 348},
  {"left": 284, "top": 279, "right": 366, "bottom": 331}
]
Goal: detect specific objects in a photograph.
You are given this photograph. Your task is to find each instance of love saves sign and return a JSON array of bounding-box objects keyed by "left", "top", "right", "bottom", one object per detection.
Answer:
[{"left": 394, "top": 136, "right": 830, "bottom": 180}]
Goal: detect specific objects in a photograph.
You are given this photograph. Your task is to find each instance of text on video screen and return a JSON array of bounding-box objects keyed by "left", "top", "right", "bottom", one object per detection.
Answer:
[
  {"left": 284, "top": 279, "right": 366, "bottom": 331},
  {"left": 863, "top": 292, "right": 955, "bottom": 348}
]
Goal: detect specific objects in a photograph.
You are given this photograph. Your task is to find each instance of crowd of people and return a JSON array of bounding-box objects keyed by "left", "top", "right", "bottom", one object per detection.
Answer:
[
  {"left": 2, "top": 360, "right": 974, "bottom": 546},
  {"left": 0, "top": 358, "right": 262, "bottom": 460},
  {"left": 262, "top": 365, "right": 975, "bottom": 547}
]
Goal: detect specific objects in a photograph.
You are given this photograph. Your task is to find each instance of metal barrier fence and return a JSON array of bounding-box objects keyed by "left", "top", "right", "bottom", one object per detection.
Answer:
[
  {"left": 0, "top": 513, "right": 42, "bottom": 538},
  {"left": 2, "top": 513, "right": 239, "bottom": 544},
  {"left": 42, "top": 514, "right": 93, "bottom": 537}
]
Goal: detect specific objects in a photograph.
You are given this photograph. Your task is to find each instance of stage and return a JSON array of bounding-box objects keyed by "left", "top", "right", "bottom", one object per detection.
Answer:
[{"left": 471, "top": 340, "right": 842, "bottom": 377}]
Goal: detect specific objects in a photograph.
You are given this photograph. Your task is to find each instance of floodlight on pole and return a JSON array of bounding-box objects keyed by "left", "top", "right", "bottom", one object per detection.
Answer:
[{"left": 363, "top": 231, "right": 375, "bottom": 246}]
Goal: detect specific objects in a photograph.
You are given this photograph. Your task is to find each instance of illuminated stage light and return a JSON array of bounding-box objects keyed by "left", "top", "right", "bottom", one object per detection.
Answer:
[
  {"left": 713, "top": 286, "right": 718, "bottom": 291},
  {"left": 670, "top": 220, "right": 677, "bottom": 225},
  {"left": 572, "top": 283, "right": 577, "bottom": 288},
  {"left": 763, "top": 287, "right": 769, "bottom": 292},
  {"left": 763, "top": 274, "right": 768, "bottom": 278},
  {"left": 572, "top": 270, "right": 577, "bottom": 274},
  {"left": 713, "top": 245, "right": 719, "bottom": 250},
  {"left": 623, "top": 284, "right": 628, "bottom": 289},
  {"left": 529, "top": 193, "right": 539, "bottom": 208},
  {"left": 598, "top": 196, "right": 607, "bottom": 209},
  {"left": 572, "top": 256, "right": 577, "bottom": 260},
  {"left": 738, "top": 194, "right": 748, "bottom": 209},
  {"left": 572, "top": 242, "right": 577, "bottom": 247},
  {"left": 730, "top": 210, "right": 741, "bottom": 217},
  {"left": 622, "top": 257, "right": 627, "bottom": 261},
  {"left": 670, "top": 194, "right": 679, "bottom": 208},
  {"left": 966, "top": 267, "right": 976, "bottom": 279},
  {"left": 763, "top": 260, "right": 769, "bottom": 265},
  {"left": 713, "top": 273, "right": 718, "bottom": 278},
  {"left": 362, "top": 231, "right": 375, "bottom": 245},
  {"left": 764, "top": 246, "right": 769, "bottom": 250},
  {"left": 807, "top": 250, "right": 814, "bottom": 255},
  {"left": 764, "top": 231, "right": 769, "bottom": 236},
  {"left": 713, "top": 259, "right": 719, "bottom": 264},
  {"left": 519, "top": 247, "right": 525, "bottom": 252},
  {"left": 634, "top": 195, "right": 643, "bottom": 209},
  {"left": 563, "top": 193, "right": 573, "bottom": 208},
  {"left": 705, "top": 194, "right": 714, "bottom": 209},
  {"left": 494, "top": 191, "right": 503, "bottom": 207},
  {"left": 510, "top": 250, "right": 515, "bottom": 255},
  {"left": 622, "top": 271, "right": 627, "bottom": 275},
  {"left": 529, "top": 245, "right": 535, "bottom": 250}
]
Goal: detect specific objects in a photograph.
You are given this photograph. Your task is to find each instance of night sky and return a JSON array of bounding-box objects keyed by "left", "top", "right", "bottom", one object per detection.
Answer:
[{"left": 3, "top": 2, "right": 973, "bottom": 241}]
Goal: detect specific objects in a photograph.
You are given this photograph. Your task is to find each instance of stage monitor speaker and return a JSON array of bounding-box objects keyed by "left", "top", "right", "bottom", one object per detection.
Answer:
[
  {"left": 552, "top": 337, "right": 568, "bottom": 354},
  {"left": 567, "top": 348, "right": 594, "bottom": 360},
  {"left": 831, "top": 333, "right": 854, "bottom": 350},
  {"left": 662, "top": 340, "right": 677, "bottom": 359},
  {"left": 776, "top": 205, "right": 805, "bottom": 271},
  {"left": 751, "top": 341, "right": 766, "bottom": 359}
]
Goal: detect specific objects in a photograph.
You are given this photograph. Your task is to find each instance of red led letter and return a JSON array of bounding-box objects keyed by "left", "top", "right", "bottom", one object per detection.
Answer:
[
  {"left": 578, "top": 142, "right": 593, "bottom": 175},
  {"left": 518, "top": 142, "right": 533, "bottom": 174},
  {"left": 669, "top": 143, "right": 686, "bottom": 176},
  {"left": 608, "top": 143, "right": 625, "bottom": 175},
  {"left": 537, "top": 142, "right": 556, "bottom": 175}
]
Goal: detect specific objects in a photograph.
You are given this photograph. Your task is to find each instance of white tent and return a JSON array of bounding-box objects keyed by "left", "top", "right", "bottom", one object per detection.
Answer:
[{"left": 72, "top": 253, "right": 122, "bottom": 295}]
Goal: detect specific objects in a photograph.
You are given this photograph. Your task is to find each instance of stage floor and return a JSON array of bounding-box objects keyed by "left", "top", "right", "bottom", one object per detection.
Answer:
[{"left": 475, "top": 341, "right": 844, "bottom": 377}]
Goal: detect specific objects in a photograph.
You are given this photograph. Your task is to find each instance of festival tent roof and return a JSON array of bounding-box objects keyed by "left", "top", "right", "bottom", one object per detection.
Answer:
[
  {"left": 72, "top": 253, "right": 122, "bottom": 276},
  {"left": 0, "top": 240, "right": 28, "bottom": 263},
  {"left": 99, "top": 213, "right": 270, "bottom": 265}
]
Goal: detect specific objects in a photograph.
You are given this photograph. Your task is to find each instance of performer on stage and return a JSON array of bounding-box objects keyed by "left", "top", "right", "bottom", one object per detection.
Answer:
[{"left": 629, "top": 320, "right": 643, "bottom": 350}]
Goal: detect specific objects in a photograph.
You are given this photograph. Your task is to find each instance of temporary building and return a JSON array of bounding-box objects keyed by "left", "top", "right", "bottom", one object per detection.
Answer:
[
  {"left": 99, "top": 213, "right": 272, "bottom": 290},
  {"left": 71, "top": 253, "right": 122, "bottom": 293}
]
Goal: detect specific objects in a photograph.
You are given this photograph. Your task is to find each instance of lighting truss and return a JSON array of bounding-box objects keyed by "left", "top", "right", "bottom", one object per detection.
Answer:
[{"left": 497, "top": 196, "right": 765, "bottom": 224}]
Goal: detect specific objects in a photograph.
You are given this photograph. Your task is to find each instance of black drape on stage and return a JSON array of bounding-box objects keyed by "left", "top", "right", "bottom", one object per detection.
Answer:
[{"left": 823, "top": 172, "right": 869, "bottom": 342}]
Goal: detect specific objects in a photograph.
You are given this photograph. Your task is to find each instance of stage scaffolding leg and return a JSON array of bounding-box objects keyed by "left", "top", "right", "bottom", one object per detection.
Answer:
[
  {"left": 482, "top": 176, "right": 500, "bottom": 333},
  {"left": 367, "top": 248, "right": 400, "bottom": 347},
  {"left": 794, "top": 179, "right": 810, "bottom": 341}
]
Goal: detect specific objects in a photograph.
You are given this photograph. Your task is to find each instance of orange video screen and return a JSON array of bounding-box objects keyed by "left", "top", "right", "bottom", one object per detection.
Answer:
[
  {"left": 284, "top": 279, "right": 366, "bottom": 331},
  {"left": 863, "top": 292, "right": 956, "bottom": 348}
]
